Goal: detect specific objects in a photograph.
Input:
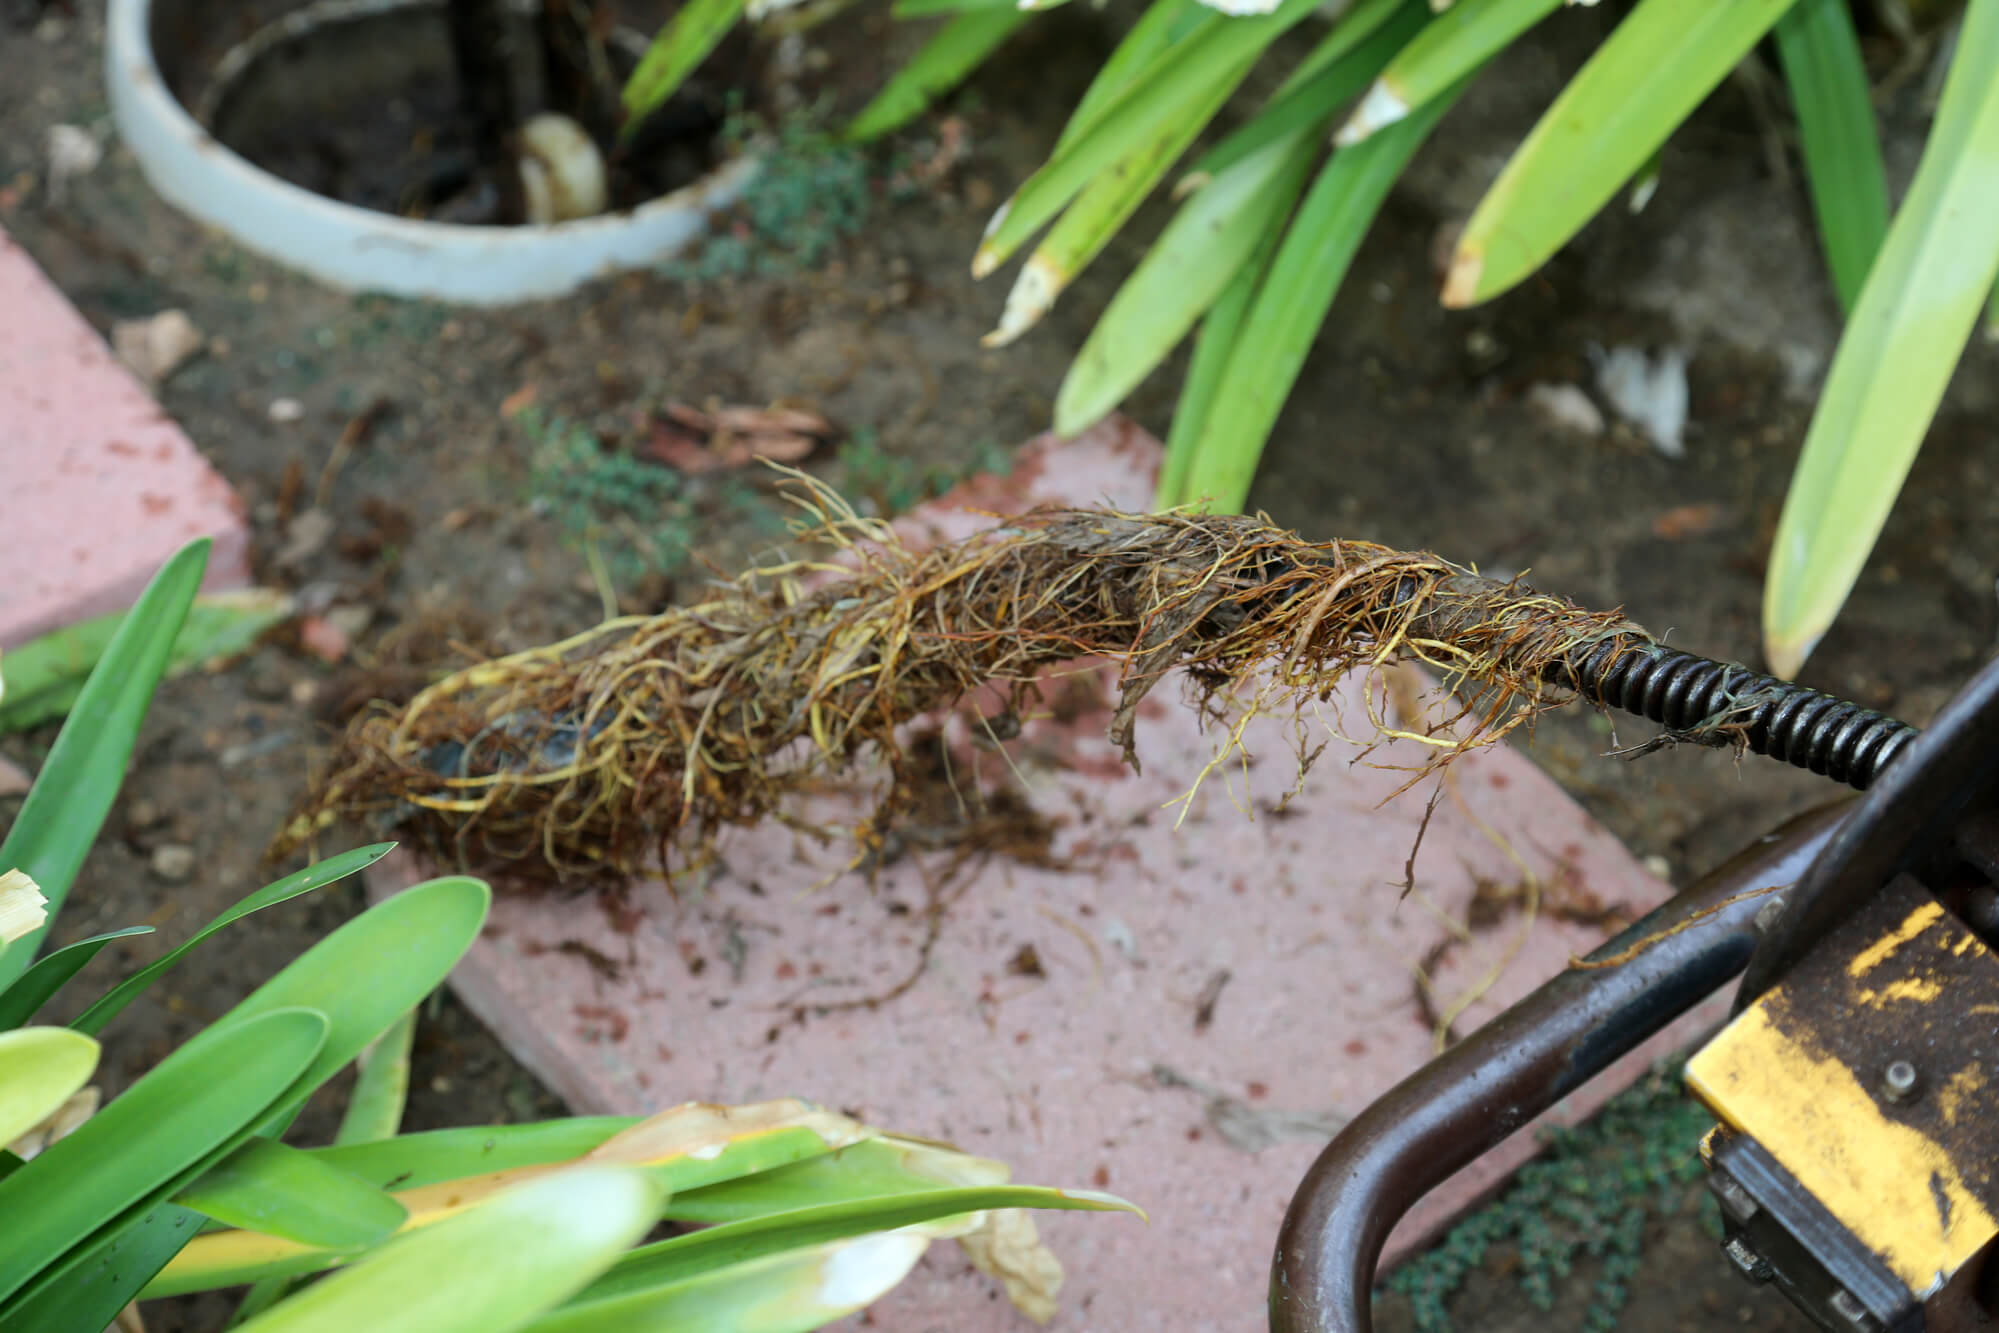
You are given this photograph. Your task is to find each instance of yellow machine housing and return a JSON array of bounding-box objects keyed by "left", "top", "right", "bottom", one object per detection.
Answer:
[{"left": 1687, "top": 874, "right": 1999, "bottom": 1328}]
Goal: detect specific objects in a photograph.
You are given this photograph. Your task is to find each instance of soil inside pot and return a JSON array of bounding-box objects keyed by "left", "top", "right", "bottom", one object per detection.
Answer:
[{"left": 152, "top": 0, "right": 748, "bottom": 224}]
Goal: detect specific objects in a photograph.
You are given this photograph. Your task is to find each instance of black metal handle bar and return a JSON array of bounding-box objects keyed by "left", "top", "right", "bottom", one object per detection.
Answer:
[{"left": 1267, "top": 803, "right": 1851, "bottom": 1333}]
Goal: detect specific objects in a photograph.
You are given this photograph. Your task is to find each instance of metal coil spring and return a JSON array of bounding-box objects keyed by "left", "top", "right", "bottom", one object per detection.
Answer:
[{"left": 1559, "top": 638, "right": 1920, "bottom": 790}]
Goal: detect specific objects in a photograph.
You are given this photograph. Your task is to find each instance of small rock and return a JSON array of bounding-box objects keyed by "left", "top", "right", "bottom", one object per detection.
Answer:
[
  {"left": 324, "top": 604, "right": 375, "bottom": 642},
  {"left": 111, "top": 310, "right": 205, "bottom": 386},
  {"left": 1525, "top": 383, "right": 1605, "bottom": 437},
  {"left": 0, "top": 755, "right": 32, "bottom": 799},
  {"left": 1429, "top": 220, "right": 1465, "bottom": 285},
  {"left": 1642, "top": 854, "right": 1673, "bottom": 883},
  {"left": 297, "top": 615, "right": 351, "bottom": 664},
  {"left": 44, "top": 123, "right": 99, "bottom": 203},
  {"left": 289, "top": 678, "right": 320, "bottom": 708},
  {"left": 150, "top": 843, "right": 197, "bottom": 882},
  {"left": 244, "top": 664, "right": 289, "bottom": 701},
  {"left": 275, "top": 509, "right": 336, "bottom": 568},
  {"left": 1651, "top": 502, "right": 1722, "bottom": 541},
  {"left": 292, "top": 579, "right": 343, "bottom": 615},
  {"left": 127, "top": 797, "right": 163, "bottom": 829},
  {"left": 268, "top": 397, "right": 305, "bottom": 424}
]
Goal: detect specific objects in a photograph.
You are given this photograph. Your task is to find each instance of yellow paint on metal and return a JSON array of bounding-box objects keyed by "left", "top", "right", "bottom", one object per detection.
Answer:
[
  {"left": 1688, "top": 1001, "right": 1996, "bottom": 1298},
  {"left": 1937, "top": 1065, "right": 1989, "bottom": 1128},
  {"left": 1855, "top": 974, "right": 1944, "bottom": 1007},
  {"left": 1847, "top": 900, "right": 1944, "bottom": 978}
]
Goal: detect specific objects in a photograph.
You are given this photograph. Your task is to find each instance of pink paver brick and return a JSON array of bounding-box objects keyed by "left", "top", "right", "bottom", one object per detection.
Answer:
[
  {"left": 1, "top": 227, "right": 250, "bottom": 649},
  {"left": 371, "top": 418, "right": 1732, "bottom": 1331}
]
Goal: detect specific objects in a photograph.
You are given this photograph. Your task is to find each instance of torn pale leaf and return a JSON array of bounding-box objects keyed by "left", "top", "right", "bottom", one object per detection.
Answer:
[
  {"left": 9, "top": 1084, "right": 100, "bottom": 1160},
  {"left": 0, "top": 868, "right": 48, "bottom": 944},
  {"left": 960, "top": 1207, "right": 1065, "bottom": 1325}
]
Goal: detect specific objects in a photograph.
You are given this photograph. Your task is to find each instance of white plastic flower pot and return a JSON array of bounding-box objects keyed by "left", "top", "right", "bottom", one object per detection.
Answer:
[{"left": 106, "top": 0, "right": 754, "bottom": 306}]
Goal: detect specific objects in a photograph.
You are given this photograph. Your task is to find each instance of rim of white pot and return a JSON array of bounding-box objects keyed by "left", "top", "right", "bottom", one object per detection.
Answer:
[{"left": 105, "top": 0, "right": 755, "bottom": 306}]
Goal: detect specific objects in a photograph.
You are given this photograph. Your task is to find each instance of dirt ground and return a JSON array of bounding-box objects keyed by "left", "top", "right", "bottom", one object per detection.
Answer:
[{"left": 4, "top": 1, "right": 1995, "bottom": 1329}]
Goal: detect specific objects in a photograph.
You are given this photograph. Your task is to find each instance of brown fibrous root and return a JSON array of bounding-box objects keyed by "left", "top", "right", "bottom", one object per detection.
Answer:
[{"left": 274, "top": 482, "right": 1655, "bottom": 886}]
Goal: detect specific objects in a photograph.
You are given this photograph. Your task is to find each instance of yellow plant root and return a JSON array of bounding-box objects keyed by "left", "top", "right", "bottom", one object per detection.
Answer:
[{"left": 275, "top": 484, "right": 1655, "bottom": 883}]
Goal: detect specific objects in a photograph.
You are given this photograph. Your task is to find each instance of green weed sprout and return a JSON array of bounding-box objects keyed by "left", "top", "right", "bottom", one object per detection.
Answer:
[
  {"left": 523, "top": 409, "right": 693, "bottom": 586},
  {"left": 661, "top": 114, "right": 875, "bottom": 280},
  {"left": 1381, "top": 1062, "right": 1718, "bottom": 1333}
]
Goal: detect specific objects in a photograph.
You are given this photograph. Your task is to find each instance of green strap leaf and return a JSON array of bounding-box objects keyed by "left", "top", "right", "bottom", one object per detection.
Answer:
[
  {"left": 228, "top": 1004, "right": 421, "bottom": 1322},
  {"left": 69, "top": 843, "right": 396, "bottom": 1038},
  {"left": 618, "top": 0, "right": 748, "bottom": 140},
  {"left": 1270, "top": 0, "right": 1412, "bottom": 96},
  {"left": 1055, "top": 2, "right": 1421, "bottom": 434},
  {"left": 577, "top": 1183, "right": 1138, "bottom": 1307},
  {"left": 985, "top": 49, "right": 1259, "bottom": 347},
  {"left": 889, "top": 0, "right": 1044, "bottom": 19},
  {"left": 845, "top": 9, "right": 1035, "bottom": 143},
  {"left": 1056, "top": 135, "right": 1318, "bottom": 436},
  {"left": 160, "top": 1104, "right": 864, "bottom": 1298},
  {"left": 1157, "top": 185, "right": 1293, "bottom": 508},
  {"left": 1763, "top": 0, "right": 1999, "bottom": 676},
  {"left": 0, "top": 1006, "right": 327, "bottom": 1308},
  {"left": 308, "top": 1118, "right": 641, "bottom": 1193},
  {"left": 176, "top": 1138, "right": 407, "bottom": 1251},
  {"left": 334, "top": 1005, "right": 417, "bottom": 1147},
  {"left": 0, "top": 1026, "right": 99, "bottom": 1146},
  {"left": 1180, "top": 75, "right": 1474, "bottom": 511},
  {"left": 209, "top": 875, "right": 492, "bottom": 1132},
  {"left": 0, "top": 928, "right": 152, "bottom": 1031},
  {"left": 1337, "top": 0, "right": 1556, "bottom": 146},
  {"left": 2, "top": 1200, "right": 210, "bottom": 1333},
  {"left": 11, "top": 881, "right": 488, "bottom": 1324},
  {"left": 1054, "top": 0, "right": 1207, "bottom": 154},
  {"left": 665, "top": 1134, "right": 1021, "bottom": 1222},
  {"left": 1181, "top": 0, "right": 1420, "bottom": 184},
  {"left": 0, "top": 589, "right": 292, "bottom": 735},
  {"left": 0, "top": 539, "right": 208, "bottom": 987},
  {"left": 972, "top": 0, "right": 1328, "bottom": 277},
  {"left": 526, "top": 1234, "right": 931, "bottom": 1333},
  {"left": 1444, "top": 0, "right": 1795, "bottom": 306},
  {"left": 1772, "top": 0, "right": 1890, "bottom": 311},
  {"left": 233, "top": 1165, "right": 664, "bottom": 1333}
]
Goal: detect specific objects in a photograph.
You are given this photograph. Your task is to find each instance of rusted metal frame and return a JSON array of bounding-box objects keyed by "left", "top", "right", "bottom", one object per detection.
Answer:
[{"left": 1267, "top": 802, "right": 1850, "bottom": 1333}]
